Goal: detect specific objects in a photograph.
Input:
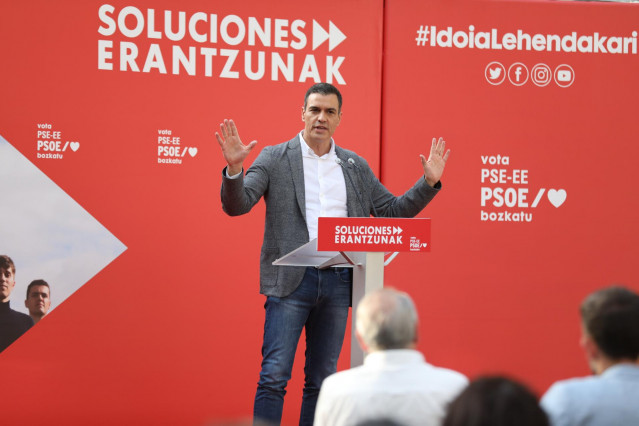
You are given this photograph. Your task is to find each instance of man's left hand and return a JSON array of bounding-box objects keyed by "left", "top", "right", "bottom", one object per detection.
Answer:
[{"left": 420, "top": 137, "right": 451, "bottom": 187}]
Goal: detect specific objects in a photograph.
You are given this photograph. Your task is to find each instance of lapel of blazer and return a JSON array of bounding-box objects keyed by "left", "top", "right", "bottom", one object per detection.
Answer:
[
  {"left": 335, "top": 146, "right": 361, "bottom": 217},
  {"left": 286, "top": 135, "right": 306, "bottom": 220}
]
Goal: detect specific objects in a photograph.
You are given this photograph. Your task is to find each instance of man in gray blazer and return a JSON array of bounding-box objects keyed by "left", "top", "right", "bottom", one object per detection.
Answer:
[{"left": 217, "top": 83, "right": 450, "bottom": 426}]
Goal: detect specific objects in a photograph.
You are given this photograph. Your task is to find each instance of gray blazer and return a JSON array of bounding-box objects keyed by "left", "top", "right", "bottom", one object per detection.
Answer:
[{"left": 221, "top": 135, "right": 440, "bottom": 297}]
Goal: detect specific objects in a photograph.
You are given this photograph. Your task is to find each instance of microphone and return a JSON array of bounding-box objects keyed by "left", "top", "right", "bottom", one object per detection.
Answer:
[
  {"left": 347, "top": 158, "right": 379, "bottom": 217},
  {"left": 336, "top": 157, "right": 367, "bottom": 217}
]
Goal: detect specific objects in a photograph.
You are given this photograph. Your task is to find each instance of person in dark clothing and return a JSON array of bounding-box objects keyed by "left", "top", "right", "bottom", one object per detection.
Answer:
[{"left": 0, "top": 255, "right": 33, "bottom": 353}]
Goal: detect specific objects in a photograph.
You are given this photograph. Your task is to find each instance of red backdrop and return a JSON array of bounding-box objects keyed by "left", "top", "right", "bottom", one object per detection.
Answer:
[{"left": 1, "top": 0, "right": 638, "bottom": 424}]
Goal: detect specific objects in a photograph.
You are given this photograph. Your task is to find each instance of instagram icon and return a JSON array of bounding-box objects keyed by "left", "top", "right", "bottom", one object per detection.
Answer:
[{"left": 531, "top": 64, "right": 552, "bottom": 87}]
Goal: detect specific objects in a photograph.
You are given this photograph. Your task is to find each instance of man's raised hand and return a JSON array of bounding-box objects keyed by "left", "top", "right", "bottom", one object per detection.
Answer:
[
  {"left": 420, "top": 137, "right": 451, "bottom": 188},
  {"left": 215, "top": 119, "right": 257, "bottom": 176}
]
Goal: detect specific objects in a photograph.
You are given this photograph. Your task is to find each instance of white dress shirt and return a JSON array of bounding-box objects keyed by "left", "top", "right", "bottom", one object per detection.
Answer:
[
  {"left": 314, "top": 349, "right": 469, "bottom": 426},
  {"left": 299, "top": 132, "right": 347, "bottom": 240}
]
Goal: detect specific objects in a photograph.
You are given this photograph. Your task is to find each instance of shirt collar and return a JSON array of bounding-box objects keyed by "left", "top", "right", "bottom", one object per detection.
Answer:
[
  {"left": 364, "top": 349, "right": 427, "bottom": 367},
  {"left": 601, "top": 363, "right": 639, "bottom": 379},
  {"left": 299, "top": 131, "right": 336, "bottom": 159}
]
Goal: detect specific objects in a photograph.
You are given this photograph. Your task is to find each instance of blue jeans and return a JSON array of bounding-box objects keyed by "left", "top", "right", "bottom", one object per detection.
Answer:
[{"left": 254, "top": 267, "right": 352, "bottom": 426}]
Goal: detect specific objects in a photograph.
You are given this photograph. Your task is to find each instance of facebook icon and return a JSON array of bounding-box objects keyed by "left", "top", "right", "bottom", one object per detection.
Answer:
[{"left": 508, "top": 63, "right": 529, "bottom": 86}]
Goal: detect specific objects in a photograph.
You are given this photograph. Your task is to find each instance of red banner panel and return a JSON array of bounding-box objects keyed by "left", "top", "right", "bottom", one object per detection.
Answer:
[
  {"left": 382, "top": 0, "right": 639, "bottom": 395},
  {"left": 0, "top": 0, "right": 383, "bottom": 424}
]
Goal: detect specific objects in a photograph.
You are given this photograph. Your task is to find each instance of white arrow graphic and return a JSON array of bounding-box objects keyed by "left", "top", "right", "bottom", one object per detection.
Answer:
[
  {"left": 328, "top": 21, "right": 346, "bottom": 51},
  {"left": 313, "top": 20, "right": 346, "bottom": 51},
  {"left": 0, "top": 136, "right": 126, "bottom": 319}
]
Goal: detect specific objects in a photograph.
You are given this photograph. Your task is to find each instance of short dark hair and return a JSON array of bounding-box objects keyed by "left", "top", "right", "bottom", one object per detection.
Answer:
[
  {"left": 304, "top": 83, "right": 343, "bottom": 111},
  {"left": 443, "top": 376, "right": 549, "bottom": 426},
  {"left": 0, "top": 255, "right": 15, "bottom": 274},
  {"left": 581, "top": 286, "right": 639, "bottom": 361},
  {"left": 27, "top": 279, "right": 50, "bottom": 298}
]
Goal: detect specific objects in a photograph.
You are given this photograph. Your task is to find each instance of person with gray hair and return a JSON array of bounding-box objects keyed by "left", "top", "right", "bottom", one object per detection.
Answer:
[{"left": 314, "top": 288, "right": 468, "bottom": 426}]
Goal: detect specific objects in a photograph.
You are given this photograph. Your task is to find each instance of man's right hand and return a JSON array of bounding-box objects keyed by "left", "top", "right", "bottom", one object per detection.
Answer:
[{"left": 215, "top": 119, "right": 257, "bottom": 176}]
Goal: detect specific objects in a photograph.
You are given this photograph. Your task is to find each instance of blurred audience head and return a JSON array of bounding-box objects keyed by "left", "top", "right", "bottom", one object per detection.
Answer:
[
  {"left": 580, "top": 285, "right": 639, "bottom": 373},
  {"left": 355, "top": 288, "right": 418, "bottom": 353},
  {"left": 443, "top": 376, "right": 548, "bottom": 426}
]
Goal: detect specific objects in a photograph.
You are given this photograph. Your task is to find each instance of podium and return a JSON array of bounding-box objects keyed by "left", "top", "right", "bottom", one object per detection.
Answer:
[{"left": 273, "top": 217, "right": 431, "bottom": 367}]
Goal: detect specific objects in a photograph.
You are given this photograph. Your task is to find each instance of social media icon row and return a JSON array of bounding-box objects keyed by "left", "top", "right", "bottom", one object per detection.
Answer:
[{"left": 485, "top": 62, "right": 574, "bottom": 88}]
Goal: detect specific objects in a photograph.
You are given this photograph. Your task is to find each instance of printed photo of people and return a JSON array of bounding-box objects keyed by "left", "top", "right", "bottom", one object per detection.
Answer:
[{"left": 0, "top": 137, "right": 126, "bottom": 353}]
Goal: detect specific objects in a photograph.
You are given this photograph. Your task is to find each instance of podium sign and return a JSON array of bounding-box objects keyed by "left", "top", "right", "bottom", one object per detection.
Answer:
[
  {"left": 276, "top": 217, "right": 432, "bottom": 367},
  {"left": 318, "top": 217, "right": 431, "bottom": 252}
]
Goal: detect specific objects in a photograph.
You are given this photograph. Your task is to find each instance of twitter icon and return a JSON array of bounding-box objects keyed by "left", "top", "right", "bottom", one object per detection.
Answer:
[{"left": 485, "top": 62, "right": 506, "bottom": 85}]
